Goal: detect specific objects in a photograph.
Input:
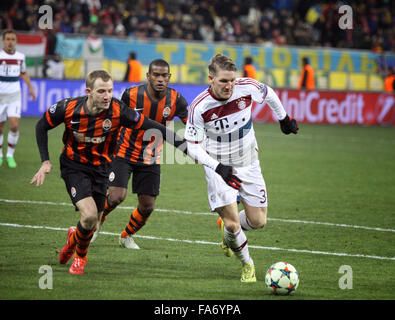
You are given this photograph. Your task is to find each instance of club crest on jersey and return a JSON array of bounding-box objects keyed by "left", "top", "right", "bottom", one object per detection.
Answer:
[
  {"left": 163, "top": 106, "right": 171, "bottom": 118},
  {"left": 71, "top": 187, "right": 76, "bottom": 198},
  {"left": 109, "top": 171, "right": 115, "bottom": 182},
  {"left": 102, "top": 118, "right": 112, "bottom": 131},
  {"left": 237, "top": 98, "right": 247, "bottom": 110}
]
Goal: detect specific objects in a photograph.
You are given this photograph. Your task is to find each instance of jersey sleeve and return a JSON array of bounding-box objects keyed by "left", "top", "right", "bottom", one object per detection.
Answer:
[
  {"left": 36, "top": 98, "right": 68, "bottom": 162},
  {"left": 119, "top": 99, "right": 144, "bottom": 129},
  {"left": 184, "top": 105, "right": 205, "bottom": 143},
  {"left": 120, "top": 88, "right": 131, "bottom": 107},
  {"left": 43, "top": 98, "right": 68, "bottom": 128},
  {"left": 238, "top": 78, "right": 286, "bottom": 120},
  {"left": 264, "top": 85, "right": 287, "bottom": 120},
  {"left": 175, "top": 93, "right": 189, "bottom": 124},
  {"left": 20, "top": 53, "right": 27, "bottom": 74},
  {"left": 239, "top": 77, "right": 268, "bottom": 104}
]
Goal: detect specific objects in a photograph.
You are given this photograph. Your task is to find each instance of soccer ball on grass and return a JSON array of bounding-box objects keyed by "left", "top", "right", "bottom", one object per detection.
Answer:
[{"left": 265, "top": 262, "right": 299, "bottom": 295}]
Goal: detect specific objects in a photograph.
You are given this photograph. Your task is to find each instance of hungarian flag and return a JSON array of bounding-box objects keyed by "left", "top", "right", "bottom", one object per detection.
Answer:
[{"left": 16, "top": 33, "right": 46, "bottom": 67}]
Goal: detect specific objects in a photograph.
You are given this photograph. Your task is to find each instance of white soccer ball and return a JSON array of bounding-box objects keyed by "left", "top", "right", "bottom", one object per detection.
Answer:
[{"left": 265, "top": 262, "right": 299, "bottom": 295}]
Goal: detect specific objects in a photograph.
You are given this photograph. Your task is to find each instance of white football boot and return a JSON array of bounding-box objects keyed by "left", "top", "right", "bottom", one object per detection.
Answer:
[{"left": 119, "top": 234, "right": 140, "bottom": 249}]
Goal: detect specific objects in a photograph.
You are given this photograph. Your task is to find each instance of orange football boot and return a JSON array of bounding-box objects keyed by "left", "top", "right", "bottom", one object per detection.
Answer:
[
  {"left": 69, "top": 256, "right": 87, "bottom": 275},
  {"left": 59, "top": 226, "right": 76, "bottom": 264}
]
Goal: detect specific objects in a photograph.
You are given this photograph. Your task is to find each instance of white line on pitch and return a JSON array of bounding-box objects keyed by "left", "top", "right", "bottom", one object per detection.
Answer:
[
  {"left": 1, "top": 198, "right": 394, "bottom": 233},
  {"left": 0, "top": 222, "right": 394, "bottom": 261}
]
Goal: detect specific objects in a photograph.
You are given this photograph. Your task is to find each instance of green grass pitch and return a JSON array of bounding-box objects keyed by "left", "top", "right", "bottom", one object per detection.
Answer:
[{"left": 0, "top": 117, "right": 394, "bottom": 301}]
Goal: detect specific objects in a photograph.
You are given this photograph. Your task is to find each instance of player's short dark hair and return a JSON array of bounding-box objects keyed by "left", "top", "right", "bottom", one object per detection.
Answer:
[
  {"left": 86, "top": 70, "right": 112, "bottom": 89},
  {"left": 208, "top": 54, "right": 237, "bottom": 77},
  {"left": 2, "top": 29, "right": 17, "bottom": 39},
  {"left": 148, "top": 59, "right": 170, "bottom": 73}
]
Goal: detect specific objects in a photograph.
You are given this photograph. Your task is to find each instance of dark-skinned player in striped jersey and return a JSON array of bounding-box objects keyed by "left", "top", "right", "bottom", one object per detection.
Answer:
[{"left": 91, "top": 59, "right": 190, "bottom": 249}]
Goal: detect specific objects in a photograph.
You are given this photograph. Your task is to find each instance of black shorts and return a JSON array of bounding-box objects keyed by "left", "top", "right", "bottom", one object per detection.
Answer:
[
  {"left": 60, "top": 154, "right": 110, "bottom": 212},
  {"left": 108, "top": 157, "right": 161, "bottom": 196}
]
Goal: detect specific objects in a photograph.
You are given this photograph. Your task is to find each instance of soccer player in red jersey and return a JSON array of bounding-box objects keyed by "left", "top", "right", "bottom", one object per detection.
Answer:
[
  {"left": 185, "top": 55, "right": 298, "bottom": 282},
  {"left": 0, "top": 29, "right": 36, "bottom": 168},
  {"left": 30, "top": 70, "right": 185, "bottom": 274},
  {"left": 92, "top": 59, "right": 189, "bottom": 249}
]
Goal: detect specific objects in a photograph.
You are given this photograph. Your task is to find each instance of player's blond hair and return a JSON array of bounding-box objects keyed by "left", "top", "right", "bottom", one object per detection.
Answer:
[
  {"left": 208, "top": 54, "right": 237, "bottom": 77},
  {"left": 86, "top": 70, "right": 112, "bottom": 89}
]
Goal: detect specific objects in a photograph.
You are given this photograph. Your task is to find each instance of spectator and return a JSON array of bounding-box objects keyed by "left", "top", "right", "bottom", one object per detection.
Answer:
[
  {"left": 1, "top": 0, "right": 393, "bottom": 52},
  {"left": 47, "top": 54, "right": 65, "bottom": 80},
  {"left": 124, "top": 52, "right": 142, "bottom": 83},
  {"left": 384, "top": 68, "right": 395, "bottom": 92},
  {"left": 243, "top": 56, "right": 257, "bottom": 79},
  {"left": 298, "top": 57, "right": 315, "bottom": 90}
]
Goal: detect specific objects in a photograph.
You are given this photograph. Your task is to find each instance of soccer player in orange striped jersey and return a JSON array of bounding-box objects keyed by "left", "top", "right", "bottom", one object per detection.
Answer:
[
  {"left": 30, "top": 70, "right": 186, "bottom": 274},
  {"left": 91, "top": 59, "right": 188, "bottom": 249}
]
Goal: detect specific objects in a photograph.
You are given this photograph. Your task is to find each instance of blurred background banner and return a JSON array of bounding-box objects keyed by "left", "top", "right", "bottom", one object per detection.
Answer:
[
  {"left": 14, "top": 33, "right": 395, "bottom": 92},
  {"left": 21, "top": 79, "right": 395, "bottom": 126},
  {"left": 56, "top": 34, "right": 382, "bottom": 73},
  {"left": 47, "top": 34, "right": 394, "bottom": 91},
  {"left": 254, "top": 88, "right": 395, "bottom": 125}
]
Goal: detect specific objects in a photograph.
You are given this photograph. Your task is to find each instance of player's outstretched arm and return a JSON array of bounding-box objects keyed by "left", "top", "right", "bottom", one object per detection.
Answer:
[
  {"left": 140, "top": 115, "right": 187, "bottom": 152},
  {"left": 30, "top": 160, "right": 52, "bottom": 186},
  {"left": 261, "top": 85, "right": 298, "bottom": 134},
  {"left": 122, "top": 106, "right": 187, "bottom": 153}
]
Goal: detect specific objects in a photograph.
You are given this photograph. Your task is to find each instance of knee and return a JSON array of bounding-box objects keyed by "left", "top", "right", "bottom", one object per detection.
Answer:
[
  {"left": 108, "top": 189, "right": 126, "bottom": 206},
  {"left": 138, "top": 203, "right": 154, "bottom": 217},
  {"left": 249, "top": 208, "right": 267, "bottom": 229},
  {"left": 223, "top": 219, "right": 240, "bottom": 233},
  {"left": 81, "top": 212, "right": 99, "bottom": 230},
  {"left": 253, "top": 217, "right": 267, "bottom": 229},
  {"left": 138, "top": 195, "right": 156, "bottom": 217}
]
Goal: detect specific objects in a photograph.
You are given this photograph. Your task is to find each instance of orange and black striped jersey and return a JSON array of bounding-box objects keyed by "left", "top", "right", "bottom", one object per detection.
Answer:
[
  {"left": 116, "top": 84, "right": 188, "bottom": 165},
  {"left": 40, "top": 96, "right": 144, "bottom": 166}
]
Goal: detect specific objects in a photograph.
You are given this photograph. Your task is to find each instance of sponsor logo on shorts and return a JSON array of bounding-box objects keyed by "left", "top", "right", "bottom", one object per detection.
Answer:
[
  {"left": 109, "top": 171, "right": 115, "bottom": 182},
  {"left": 71, "top": 187, "right": 76, "bottom": 197}
]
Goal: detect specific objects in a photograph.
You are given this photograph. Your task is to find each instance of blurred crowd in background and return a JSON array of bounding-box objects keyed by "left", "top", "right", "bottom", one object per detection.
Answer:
[{"left": 0, "top": 0, "right": 394, "bottom": 53}]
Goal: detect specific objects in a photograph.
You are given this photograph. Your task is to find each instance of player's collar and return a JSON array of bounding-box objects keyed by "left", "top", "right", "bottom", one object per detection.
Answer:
[{"left": 2, "top": 48, "right": 16, "bottom": 55}]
